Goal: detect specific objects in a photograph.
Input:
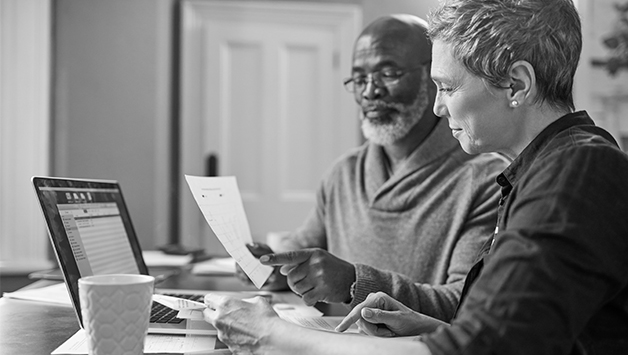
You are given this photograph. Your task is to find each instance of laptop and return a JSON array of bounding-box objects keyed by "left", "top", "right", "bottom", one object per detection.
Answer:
[{"left": 31, "top": 176, "right": 216, "bottom": 335}]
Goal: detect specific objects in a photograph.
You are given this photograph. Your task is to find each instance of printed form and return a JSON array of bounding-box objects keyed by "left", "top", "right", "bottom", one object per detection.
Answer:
[{"left": 185, "top": 175, "right": 273, "bottom": 289}]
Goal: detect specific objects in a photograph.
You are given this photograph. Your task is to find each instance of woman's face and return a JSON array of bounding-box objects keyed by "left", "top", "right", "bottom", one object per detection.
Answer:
[{"left": 430, "top": 40, "right": 512, "bottom": 155}]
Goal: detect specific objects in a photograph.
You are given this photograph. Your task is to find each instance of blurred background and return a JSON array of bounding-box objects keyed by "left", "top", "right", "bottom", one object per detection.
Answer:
[{"left": 2, "top": 0, "right": 627, "bottom": 282}]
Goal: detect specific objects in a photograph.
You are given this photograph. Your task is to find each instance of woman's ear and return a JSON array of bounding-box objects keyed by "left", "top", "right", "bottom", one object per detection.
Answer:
[{"left": 506, "top": 60, "right": 535, "bottom": 108}]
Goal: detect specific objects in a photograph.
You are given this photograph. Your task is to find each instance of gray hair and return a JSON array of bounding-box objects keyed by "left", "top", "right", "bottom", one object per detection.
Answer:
[{"left": 427, "top": 0, "right": 581, "bottom": 112}]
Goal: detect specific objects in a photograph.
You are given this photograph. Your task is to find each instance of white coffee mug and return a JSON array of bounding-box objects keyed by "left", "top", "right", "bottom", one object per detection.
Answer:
[{"left": 78, "top": 274, "right": 154, "bottom": 355}]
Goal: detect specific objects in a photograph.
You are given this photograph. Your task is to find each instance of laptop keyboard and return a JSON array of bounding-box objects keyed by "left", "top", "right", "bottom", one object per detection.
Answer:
[{"left": 150, "top": 293, "right": 205, "bottom": 324}]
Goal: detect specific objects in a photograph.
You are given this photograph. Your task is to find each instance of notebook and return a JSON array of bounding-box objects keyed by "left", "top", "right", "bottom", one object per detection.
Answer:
[{"left": 31, "top": 176, "right": 215, "bottom": 335}]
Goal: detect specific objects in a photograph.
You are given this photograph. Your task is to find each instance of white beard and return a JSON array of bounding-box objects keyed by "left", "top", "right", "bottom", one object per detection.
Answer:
[{"left": 360, "top": 72, "right": 430, "bottom": 146}]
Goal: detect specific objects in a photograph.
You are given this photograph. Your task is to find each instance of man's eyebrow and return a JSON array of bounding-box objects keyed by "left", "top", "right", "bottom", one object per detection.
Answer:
[{"left": 351, "top": 60, "right": 401, "bottom": 73}]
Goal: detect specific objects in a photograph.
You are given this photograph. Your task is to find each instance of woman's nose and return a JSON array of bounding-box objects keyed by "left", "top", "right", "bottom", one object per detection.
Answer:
[{"left": 433, "top": 92, "right": 448, "bottom": 118}]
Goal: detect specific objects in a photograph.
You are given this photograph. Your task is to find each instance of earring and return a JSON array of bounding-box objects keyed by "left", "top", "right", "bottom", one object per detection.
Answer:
[{"left": 511, "top": 100, "right": 519, "bottom": 107}]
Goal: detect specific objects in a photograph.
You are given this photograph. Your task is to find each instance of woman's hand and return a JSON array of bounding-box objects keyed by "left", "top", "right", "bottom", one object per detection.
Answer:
[
  {"left": 335, "top": 292, "right": 447, "bottom": 337},
  {"left": 204, "top": 294, "right": 282, "bottom": 354}
]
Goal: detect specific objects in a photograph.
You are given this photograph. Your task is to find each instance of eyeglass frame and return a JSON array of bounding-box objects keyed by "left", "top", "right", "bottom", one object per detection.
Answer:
[{"left": 343, "top": 60, "right": 431, "bottom": 93}]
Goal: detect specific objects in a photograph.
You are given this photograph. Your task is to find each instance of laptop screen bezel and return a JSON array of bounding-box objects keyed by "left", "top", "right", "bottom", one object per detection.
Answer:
[{"left": 31, "top": 176, "right": 150, "bottom": 327}]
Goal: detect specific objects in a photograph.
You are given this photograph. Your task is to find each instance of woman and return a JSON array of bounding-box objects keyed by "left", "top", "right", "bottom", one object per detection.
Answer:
[{"left": 203, "top": 1, "right": 628, "bottom": 354}]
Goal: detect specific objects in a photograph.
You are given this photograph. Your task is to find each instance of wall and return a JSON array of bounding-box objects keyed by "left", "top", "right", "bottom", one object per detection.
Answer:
[
  {"left": 579, "top": 0, "right": 628, "bottom": 149},
  {"left": 361, "top": 0, "right": 437, "bottom": 23},
  {"left": 53, "top": 0, "right": 175, "bottom": 250},
  {"left": 0, "top": 0, "right": 53, "bottom": 273},
  {"left": 51, "top": 0, "right": 438, "bottom": 252},
  {"left": 235, "top": 0, "right": 438, "bottom": 24},
  {"left": 49, "top": 0, "right": 628, "bottom": 258}
]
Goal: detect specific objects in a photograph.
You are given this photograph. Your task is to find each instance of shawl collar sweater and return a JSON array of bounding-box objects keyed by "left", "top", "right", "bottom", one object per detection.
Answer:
[{"left": 283, "top": 117, "right": 508, "bottom": 320}]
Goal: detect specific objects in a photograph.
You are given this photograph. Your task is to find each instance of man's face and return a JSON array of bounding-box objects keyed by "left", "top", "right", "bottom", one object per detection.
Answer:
[
  {"left": 351, "top": 34, "right": 429, "bottom": 146},
  {"left": 430, "top": 40, "right": 509, "bottom": 155}
]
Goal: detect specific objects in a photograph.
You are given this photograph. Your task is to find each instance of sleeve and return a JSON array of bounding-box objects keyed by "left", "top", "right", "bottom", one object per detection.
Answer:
[
  {"left": 422, "top": 147, "right": 628, "bottom": 355},
  {"left": 348, "top": 154, "right": 505, "bottom": 322}
]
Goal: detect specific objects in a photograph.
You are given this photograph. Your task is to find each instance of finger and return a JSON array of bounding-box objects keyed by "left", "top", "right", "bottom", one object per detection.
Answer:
[
  {"left": 259, "top": 250, "right": 313, "bottom": 266},
  {"left": 295, "top": 281, "right": 317, "bottom": 305},
  {"left": 360, "top": 308, "right": 397, "bottom": 337},
  {"left": 261, "top": 271, "right": 288, "bottom": 291},
  {"left": 204, "top": 293, "right": 230, "bottom": 310},
  {"left": 335, "top": 302, "right": 365, "bottom": 332},
  {"left": 242, "top": 295, "right": 270, "bottom": 306},
  {"left": 203, "top": 307, "right": 217, "bottom": 324},
  {"left": 246, "top": 243, "right": 273, "bottom": 257},
  {"left": 357, "top": 318, "right": 395, "bottom": 337},
  {"left": 286, "top": 273, "right": 309, "bottom": 295},
  {"left": 300, "top": 290, "right": 319, "bottom": 306},
  {"left": 335, "top": 292, "right": 384, "bottom": 332},
  {"left": 279, "top": 264, "right": 297, "bottom": 276},
  {"left": 283, "top": 261, "right": 308, "bottom": 281},
  {"left": 360, "top": 306, "right": 398, "bottom": 326},
  {"left": 356, "top": 318, "right": 379, "bottom": 335}
]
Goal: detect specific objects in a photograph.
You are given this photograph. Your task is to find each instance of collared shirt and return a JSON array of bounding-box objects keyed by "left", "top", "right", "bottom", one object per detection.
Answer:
[{"left": 423, "top": 111, "right": 628, "bottom": 354}]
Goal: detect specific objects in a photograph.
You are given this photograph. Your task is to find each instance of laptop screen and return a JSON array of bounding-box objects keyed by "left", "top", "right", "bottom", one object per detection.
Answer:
[{"left": 32, "top": 177, "right": 149, "bottom": 324}]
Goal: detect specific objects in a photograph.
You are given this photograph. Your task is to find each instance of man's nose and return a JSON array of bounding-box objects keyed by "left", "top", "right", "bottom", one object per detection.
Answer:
[{"left": 361, "top": 80, "right": 384, "bottom": 100}]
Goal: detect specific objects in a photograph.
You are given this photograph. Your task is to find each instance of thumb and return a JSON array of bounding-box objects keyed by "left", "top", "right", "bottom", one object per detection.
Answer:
[{"left": 361, "top": 307, "right": 398, "bottom": 326}]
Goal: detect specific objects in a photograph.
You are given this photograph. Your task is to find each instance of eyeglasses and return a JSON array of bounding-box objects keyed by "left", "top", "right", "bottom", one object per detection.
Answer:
[{"left": 343, "top": 66, "right": 425, "bottom": 93}]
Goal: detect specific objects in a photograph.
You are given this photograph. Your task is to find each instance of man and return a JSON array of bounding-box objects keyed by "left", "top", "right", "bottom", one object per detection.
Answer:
[{"left": 243, "top": 14, "right": 507, "bottom": 321}]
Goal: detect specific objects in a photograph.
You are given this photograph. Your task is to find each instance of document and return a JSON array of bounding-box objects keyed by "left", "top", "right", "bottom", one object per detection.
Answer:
[
  {"left": 278, "top": 316, "right": 360, "bottom": 334},
  {"left": 51, "top": 329, "right": 223, "bottom": 354},
  {"left": 142, "top": 250, "right": 194, "bottom": 267},
  {"left": 153, "top": 294, "right": 206, "bottom": 311},
  {"left": 167, "top": 293, "right": 345, "bottom": 334},
  {"left": 191, "top": 257, "right": 236, "bottom": 276},
  {"left": 185, "top": 175, "right": 273, "bottom": 289},
  {"left": 2, "top": 282, "right": 72, "bottom": 307}
]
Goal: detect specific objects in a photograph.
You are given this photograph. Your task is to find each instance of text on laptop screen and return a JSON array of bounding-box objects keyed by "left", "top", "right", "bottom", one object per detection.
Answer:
[
  {"left": 37, "top": 184, "right": 141, "bottom": 276},
  {"left": 55, "top": 190, "right": 140, "bottom": 275}
]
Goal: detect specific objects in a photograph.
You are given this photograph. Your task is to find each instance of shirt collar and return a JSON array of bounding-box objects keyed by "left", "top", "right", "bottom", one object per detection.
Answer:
[
  {"left": 365, "top": 116, "right": 460, "bottom": 194},
  {"left": 496, "top": 111, "right": 595, "bottom": 190}
]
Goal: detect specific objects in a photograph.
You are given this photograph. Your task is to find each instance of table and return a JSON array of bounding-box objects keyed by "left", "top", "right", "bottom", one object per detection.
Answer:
[{"left": 0, "top": 269, "right": 348, "bottom": 355}]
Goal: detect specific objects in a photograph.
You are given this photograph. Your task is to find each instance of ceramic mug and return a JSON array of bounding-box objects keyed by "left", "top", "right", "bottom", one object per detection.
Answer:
[{"left": 78, "top": 274, "right": 154, "bottom": 355}]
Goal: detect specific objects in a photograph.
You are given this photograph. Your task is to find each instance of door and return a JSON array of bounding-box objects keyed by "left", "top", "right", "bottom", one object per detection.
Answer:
[{"left": 180, "top": 1, "right": 362, "bottom": 253}]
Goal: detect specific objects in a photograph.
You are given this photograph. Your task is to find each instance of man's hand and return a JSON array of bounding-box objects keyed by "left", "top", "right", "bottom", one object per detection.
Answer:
[
  {"left": 204, "top": 294, "right": 282, "bottom": 354},
  {"left": 235, "top": 243, "right": 288, "bottom": 291},
  {"left": 259, "top": 248, "right": 356, "bottom": 306},
  {"left": 335, "top": 292, "right": 447, "bottom": 337}
]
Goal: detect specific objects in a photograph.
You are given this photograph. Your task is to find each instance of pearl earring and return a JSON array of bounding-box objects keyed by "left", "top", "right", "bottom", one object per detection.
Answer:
[{"left": 511, "top": 100, "right": 519, "bottom": 107}]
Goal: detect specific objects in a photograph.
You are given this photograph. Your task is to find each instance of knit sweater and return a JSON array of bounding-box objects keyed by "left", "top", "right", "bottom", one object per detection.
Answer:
[{"left": 280, "top": 117, "right": 509, "bottom": 321}]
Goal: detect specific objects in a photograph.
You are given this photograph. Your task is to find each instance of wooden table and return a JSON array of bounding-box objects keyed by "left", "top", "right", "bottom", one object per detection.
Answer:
[{"left": 0, "top": 269, "right": 348, "bottom": 355}]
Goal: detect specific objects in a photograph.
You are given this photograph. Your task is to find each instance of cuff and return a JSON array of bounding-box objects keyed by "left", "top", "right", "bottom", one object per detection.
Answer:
[{"left": 347, "top": 263, "right": 380, "bottom": 308}]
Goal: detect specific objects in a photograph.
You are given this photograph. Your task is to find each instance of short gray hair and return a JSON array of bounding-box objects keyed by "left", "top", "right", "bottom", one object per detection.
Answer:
[{"left": 428, "top": 0, "right": 581, "bottom": 112}]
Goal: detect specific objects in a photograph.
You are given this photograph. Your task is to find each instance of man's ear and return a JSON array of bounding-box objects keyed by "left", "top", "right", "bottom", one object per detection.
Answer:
[{"left": 505, "top": 60, "right": 535, "bottom": 107}]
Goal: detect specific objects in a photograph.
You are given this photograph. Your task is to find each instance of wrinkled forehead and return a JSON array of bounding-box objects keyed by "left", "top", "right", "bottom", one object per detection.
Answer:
[
  {"left": 353, "top": 34, "right": 400, "bottom": 55},
  {"left": 352, "top": 29, "right": 431, "bottom": 68}
]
